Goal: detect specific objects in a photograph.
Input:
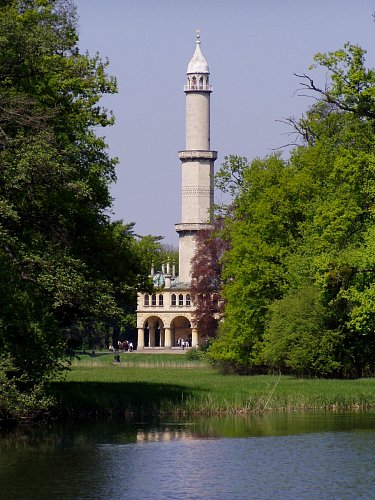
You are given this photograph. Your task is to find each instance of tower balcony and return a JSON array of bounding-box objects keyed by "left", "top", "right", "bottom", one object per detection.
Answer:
[
  {"left": 175, "top": 222, "right": 213, "bottom": 233},
  {"left": 178, "top": 150, "right": 217, "bottom": 161},
  {"left": 184, "top": 83, "right": 213, "bottom": 92}
]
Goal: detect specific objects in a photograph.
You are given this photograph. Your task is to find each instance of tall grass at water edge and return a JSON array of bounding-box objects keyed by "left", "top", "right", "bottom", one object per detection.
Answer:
[
  {"left": 50, "top": 353, "right": 375, "bottom": 417},
  {"left": 69, "top": 352, "right": 203, "bottom": 369}
]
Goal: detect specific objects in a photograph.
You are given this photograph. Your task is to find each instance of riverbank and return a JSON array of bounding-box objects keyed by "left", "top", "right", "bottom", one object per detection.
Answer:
[{"left": 47, "top": 353, "right": 375, "bottom": 419}]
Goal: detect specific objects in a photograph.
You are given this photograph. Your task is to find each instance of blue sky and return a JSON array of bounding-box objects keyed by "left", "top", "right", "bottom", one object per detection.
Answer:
[{"left": 75, "top": 0, "right": 375, "bottom": 245}]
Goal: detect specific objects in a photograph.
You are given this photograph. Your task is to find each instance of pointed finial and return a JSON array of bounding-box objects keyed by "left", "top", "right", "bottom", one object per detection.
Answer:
[{"left": 186, "top": 29, "right": 209, "bottom": 75}]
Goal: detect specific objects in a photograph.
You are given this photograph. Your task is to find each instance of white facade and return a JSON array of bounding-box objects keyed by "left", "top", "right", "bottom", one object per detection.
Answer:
[{"left": 136, "top": 32, "right": 217, "bottom": 349}]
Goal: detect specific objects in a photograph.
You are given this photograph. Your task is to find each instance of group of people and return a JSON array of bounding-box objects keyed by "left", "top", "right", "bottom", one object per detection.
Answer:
[
  {"left": 177, "top": 337, "right": 191, "bottom": 350},
  {"left": 108, "top": 341, "right": 134, "bottom": 352}
]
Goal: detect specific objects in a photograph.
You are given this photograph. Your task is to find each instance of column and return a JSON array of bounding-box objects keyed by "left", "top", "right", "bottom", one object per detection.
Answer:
[
  {"left": 192, "top": 327, "right": 199, "bottom": 347},
  {"left": 137, "top": 328, "right": 144, "bottom": 350},
  {"left": 164, "top": 327, "right": 172, "bottom": 348}
]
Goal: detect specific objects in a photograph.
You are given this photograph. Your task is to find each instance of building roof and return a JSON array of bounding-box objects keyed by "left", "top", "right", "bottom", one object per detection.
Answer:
[{"left": 187, "top": 31, "right": 209, "bottom": 74}]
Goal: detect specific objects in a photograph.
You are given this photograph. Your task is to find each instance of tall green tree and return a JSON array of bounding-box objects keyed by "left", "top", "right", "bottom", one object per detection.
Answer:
[
  {"left": 0, "top": 0, "right": 151, "bottom": 411},
  {"left": 209, "top": 154, "right": 308, "bottom": 372},
  {"left": 211, "top": 42, "right": 375, "bottom": 377}
]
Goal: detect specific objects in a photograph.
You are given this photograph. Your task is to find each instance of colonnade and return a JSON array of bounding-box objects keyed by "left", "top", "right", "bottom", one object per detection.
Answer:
[{"left": 137, "top": 325, "right": 199, "bottom": 349}]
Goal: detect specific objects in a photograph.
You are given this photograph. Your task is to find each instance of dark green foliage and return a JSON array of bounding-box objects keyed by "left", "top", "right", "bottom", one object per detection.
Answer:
[
  {"left": 259, "top": 284, "right": 342, "bottom": 377},
  {"left": 135, "top": 235, "right": 179, "bottom": 279},
  {"left": 0, "top": 0, "right": 155, "bottom": 418},
  {"left": 0, "top": 356, "right": 55, "bottom": 421}
]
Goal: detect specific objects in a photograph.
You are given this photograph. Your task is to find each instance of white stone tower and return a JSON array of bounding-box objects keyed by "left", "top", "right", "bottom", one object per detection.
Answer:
[
  {"left": 136, "top": 32, "right": 217, "bottom": 350},
  {"left": 176, "top": 31, "right": 217, "bottom": 284}
]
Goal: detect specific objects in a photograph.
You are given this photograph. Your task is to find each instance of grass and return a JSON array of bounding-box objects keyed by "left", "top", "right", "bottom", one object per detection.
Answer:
[
  {"left": 69, "top": 352, "right": 205, "bottom": 368},
  {"left": 49, "top": 353, "right": 375, "bottom": 418}
]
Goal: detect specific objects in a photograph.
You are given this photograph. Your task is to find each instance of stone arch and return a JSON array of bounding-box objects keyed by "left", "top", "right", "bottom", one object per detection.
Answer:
[
  {"left": 140, "top": 315, "right": 165, "bottom": 348},
  {"left": 170, "top": 315, "right": 192, "bottom": 347}
]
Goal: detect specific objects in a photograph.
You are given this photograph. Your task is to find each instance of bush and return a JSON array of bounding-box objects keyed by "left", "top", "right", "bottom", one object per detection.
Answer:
[
  {"left": 0, "top": 357, "right": 55, "bottom": 422},
  {"left": 185, "top": 347, "right": 208, "bottom": 361}
]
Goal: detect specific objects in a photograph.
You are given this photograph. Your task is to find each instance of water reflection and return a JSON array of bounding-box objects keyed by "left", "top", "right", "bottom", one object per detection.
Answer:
[
  {"left": 134, "top": 411, "right": 375, "bottom": 442},
  {"left": 2, "top": 411, "right": 375, "bottom": 446},
  {"left": 1, "top": 412, "right": 375, "bottom": 499}
]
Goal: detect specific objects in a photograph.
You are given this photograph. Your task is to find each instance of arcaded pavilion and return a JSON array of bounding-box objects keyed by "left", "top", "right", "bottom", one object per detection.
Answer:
[{"left": 136, "top": 32, "right": 217, "bottom": 349}]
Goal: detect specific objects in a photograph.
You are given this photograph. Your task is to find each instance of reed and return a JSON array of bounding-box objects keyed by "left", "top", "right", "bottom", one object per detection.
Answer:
[
  {"left": 50, "top": 354, "right": 375, "bottom": 418},
  {"left": 69, "top": 352, "right": 205, "bottom": 368}
]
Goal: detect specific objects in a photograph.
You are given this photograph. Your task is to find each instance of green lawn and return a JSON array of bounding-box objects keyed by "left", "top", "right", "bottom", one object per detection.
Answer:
[{"left": 50, "top": 353, "right": 375, "bottom": 417}]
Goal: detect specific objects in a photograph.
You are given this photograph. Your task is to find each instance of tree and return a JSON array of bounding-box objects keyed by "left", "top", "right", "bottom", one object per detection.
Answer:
[
  {"left": 211, "top": 41, "right": 375, "bottom": 377},
  {"left": 209, "top": 154, "right": 307, "bottom": 372},
  {"left": 0, "top": 0, "right": 152, "bottom": 417},
  {"left": 259, "top": 284, "right": 342, "bottom": 377},
  {"left": 190, "top": 219, "right": 228, "bottom": 338},
  {"left": 296, "top": 43, "right": 375, "bottom": 119}
]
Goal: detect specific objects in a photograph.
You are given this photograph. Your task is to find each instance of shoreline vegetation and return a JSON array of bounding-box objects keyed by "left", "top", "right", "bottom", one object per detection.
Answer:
[{"left": 40, "top": 352, "right": 375, "bottom": 422}]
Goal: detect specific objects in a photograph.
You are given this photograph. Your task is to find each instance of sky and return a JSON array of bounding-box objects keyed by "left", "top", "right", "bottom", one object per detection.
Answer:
[{"left": 74, "top": 0, "right": 375, "bottom": 246}]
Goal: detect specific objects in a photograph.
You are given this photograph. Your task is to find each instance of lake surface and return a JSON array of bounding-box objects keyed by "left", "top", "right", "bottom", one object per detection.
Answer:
[{"left": 1, "top": 411, "right": 375, "bottom": 499}]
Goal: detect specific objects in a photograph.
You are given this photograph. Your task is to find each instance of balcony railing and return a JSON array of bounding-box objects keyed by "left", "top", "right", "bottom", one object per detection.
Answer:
[{"left": 184, "top": 83, "right": 213, "bottom": 92}]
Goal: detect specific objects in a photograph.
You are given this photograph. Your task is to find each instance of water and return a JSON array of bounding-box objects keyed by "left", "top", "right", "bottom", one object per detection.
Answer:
[{"left": 1, "top": 412, "right": 375, "bottom": 499}]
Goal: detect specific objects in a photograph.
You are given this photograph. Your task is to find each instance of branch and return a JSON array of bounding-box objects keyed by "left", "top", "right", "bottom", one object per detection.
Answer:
[
  {"left": 276, "top": 116, "right": 316, "bottom": 146},
  {"left": 270, "top": 142, "right": 300, "bottom": 151},
  {"left": 294, "top": 73, "right": 375, "bottom": 119}
]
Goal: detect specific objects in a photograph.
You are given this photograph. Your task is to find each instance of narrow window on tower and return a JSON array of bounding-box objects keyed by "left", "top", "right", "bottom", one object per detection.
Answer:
[
  {"left": 144, "top": 294, "right": 149, "bottom": 306},
  {"left": 152, "top": 294, "right": 157, "bottom": 306},
  {"left": 186, "top": 294, "right": 191, "bottom": 306},
  {"left": 171, "top": 294, "right": 176, "bottom": 306},
  {"left": 159, "top": 294, "right": 164, "bottom": 306},
  {"left": 179, "top": 294, "right": 184, "bottom": 306}
]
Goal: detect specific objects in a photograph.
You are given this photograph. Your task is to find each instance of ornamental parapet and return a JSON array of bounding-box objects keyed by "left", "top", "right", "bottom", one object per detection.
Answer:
[
  {"left": 178, "top": 150, "right": 217, "bottom": 161},
  {"left": 184, "top": 83, "right": 213, "bottom": 92},
  {"left": 175, "top": 222, "right": 212, "bottom": 233}
]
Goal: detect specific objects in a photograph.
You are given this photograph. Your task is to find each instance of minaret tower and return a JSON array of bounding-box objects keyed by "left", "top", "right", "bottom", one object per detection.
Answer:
[
  {"left": 136, "top": 32, "right": 216, "bottom": 350},
  {"left": 176, "top": 31, "right": 217, "bottom": 284}
]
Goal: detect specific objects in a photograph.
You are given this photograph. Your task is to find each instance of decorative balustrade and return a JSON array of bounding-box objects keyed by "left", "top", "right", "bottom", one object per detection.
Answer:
[{"left": 184, "top": 83, "right": 213, "bottom": 92}]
